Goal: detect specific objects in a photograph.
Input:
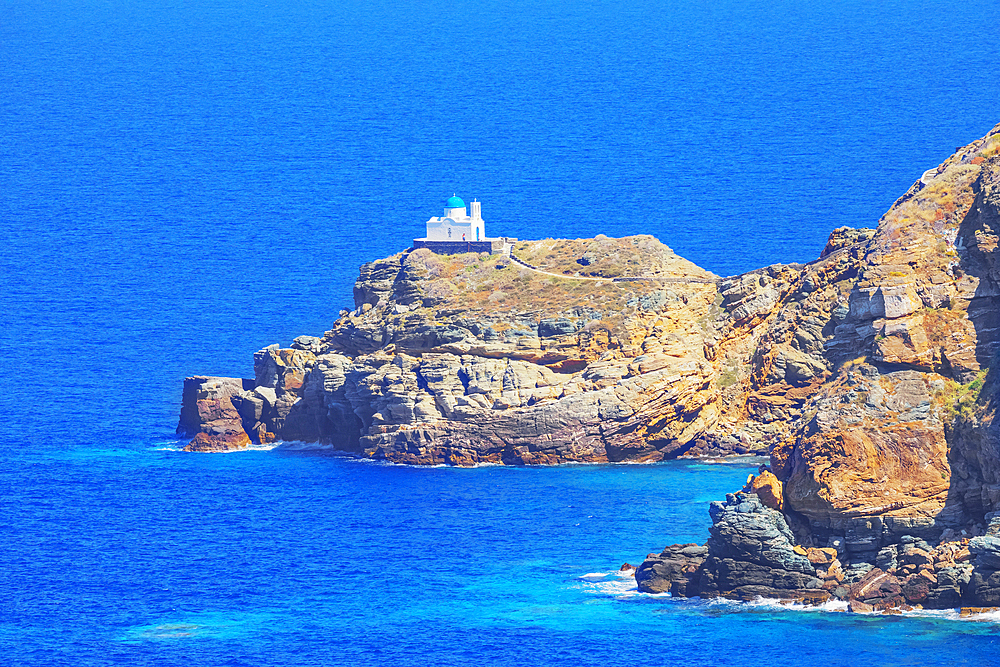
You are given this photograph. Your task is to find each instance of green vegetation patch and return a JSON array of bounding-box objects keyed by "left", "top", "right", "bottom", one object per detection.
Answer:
[{"left": 940, "top": 369, "right": 989, "bottom": 420}]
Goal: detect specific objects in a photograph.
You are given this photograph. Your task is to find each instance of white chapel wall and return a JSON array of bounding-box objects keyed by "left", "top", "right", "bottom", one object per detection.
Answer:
[{"left": 421, "top": 198, "right": 488, "bottom": 242}]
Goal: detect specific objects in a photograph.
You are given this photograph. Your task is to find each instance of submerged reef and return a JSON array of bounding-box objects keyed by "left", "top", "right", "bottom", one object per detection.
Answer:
[{"left": 182, "top": 123, "right": 1000, "bottom": 608}]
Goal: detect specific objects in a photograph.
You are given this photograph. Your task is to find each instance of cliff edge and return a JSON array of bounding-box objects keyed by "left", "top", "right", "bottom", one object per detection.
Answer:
[
  {"left": 631, "top": 122, "right": 1000, "bottom": 609},
  {"left": 181, "top": 124, "right": 1000, "bottom": 540}
]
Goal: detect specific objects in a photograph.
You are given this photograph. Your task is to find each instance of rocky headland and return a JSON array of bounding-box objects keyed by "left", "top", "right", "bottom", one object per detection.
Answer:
[
  {"left": 181, "top": 123, "right": 1000, "bottom": 609},
  {"left": 631, "top": 122, "right": 1000, "bottom": 610}
]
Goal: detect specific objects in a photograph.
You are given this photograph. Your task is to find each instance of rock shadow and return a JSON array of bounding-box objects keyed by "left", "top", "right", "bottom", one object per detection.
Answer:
[{"left": 955, "top": 162, "right": 1000, "bottom": 374}]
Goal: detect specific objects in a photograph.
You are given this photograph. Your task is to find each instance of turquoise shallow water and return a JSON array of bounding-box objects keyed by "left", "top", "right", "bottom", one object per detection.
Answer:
[{"left": 3, "top": 0, "right": 1000, "bottom": 663}]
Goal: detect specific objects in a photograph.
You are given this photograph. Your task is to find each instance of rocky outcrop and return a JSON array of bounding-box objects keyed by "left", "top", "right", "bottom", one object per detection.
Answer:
[
  {"left": 174, "top": 123, "right": 1000, "bottom": 607},
  {"left": 180, "top": 125, "right": 1000, "bottom": 567},
  {"left": 633, "top": 483, "right": 995, "bottom": 609},
  {"left": 179, "top": 126, "right": 1000, "bottom": 528},
  {"left": 178, "top": 377, "right": 254, "bottom": 452},
  {"left": 636, "top": 491, "right": 838, "bottom": 602},
  {"left": 634, "top": 544, "right": 707, "bottom": 596},
  {"left": 748, "top": 469, "right": 783, "bottom": 510},
  {"left": 698, "top": 492, "right": 829, "bottom": 602},
  {"left": 180, "top": 236, "right": 725, "bottom": 461},
  {"left": 182, "top": 124, "right": 998, "bottom": 500}
]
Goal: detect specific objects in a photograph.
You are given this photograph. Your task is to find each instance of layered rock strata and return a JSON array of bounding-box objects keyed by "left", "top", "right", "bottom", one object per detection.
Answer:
[
  {"left": 183, "top": 125, "right": 1000, "bottom": 602},
  {"left": 631, "top": 124, "right": 1000, "bottom": 610},
  {"left": 180, "top": 235, "right": 728, "bottom": 464},
  {"left": 636, "top": 492, "right": 835, "bottom": 603}
]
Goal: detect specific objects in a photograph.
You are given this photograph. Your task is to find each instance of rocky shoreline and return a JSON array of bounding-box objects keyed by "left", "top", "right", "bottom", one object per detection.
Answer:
[
  {"left": 181, "top": 124, "right": 1000, "bottom": 611},
  {"left": 635, "top": 472, "right": 1000, "bottom": 612},
  {"left": 628, "top": 122, "right": 1000, "bottom": 613}
]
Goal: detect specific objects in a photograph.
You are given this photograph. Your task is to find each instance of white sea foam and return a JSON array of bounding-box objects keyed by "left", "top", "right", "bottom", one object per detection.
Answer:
[
  {"left": 576, "top": 570, "right": 646, "bottom": 598},
  {"left": 199, "top": 441, "right": 287, "bottom": 454},
  {"left": 580, "top": 578, "right": 1000, "bottom": 623},
  {"left": 337, "top": 456, "right": 449, "bottom": 468},
  {"left": 700, "top": 455, "right": 769, "bottom": 465},
  {"left": 703, "top": 596, "right": 849, "bottom": 614},
  {"left": 902, "top": 607, "right": 1000, "bottom": 623},
  {"left": 244, "top": 442, "right": 285, "bottom": 451},
  {"left": 151, "top": 438, "right": 188, "bottom": 452}
]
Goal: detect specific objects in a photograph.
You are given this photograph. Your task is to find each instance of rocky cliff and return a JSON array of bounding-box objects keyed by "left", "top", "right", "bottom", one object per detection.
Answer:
[
  {"left": 181, "top": 124, "right": 1000, "bottom": 603},
  {"left": 181, "top": 235, "right": 727, "bottom": 463},
  {"left": 629, "top": 122, "right": 1000, "bottom": 609}
]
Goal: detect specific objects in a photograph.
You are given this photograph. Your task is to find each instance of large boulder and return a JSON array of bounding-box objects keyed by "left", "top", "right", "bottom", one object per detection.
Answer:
[
  {"left": 698, "top": 492, "right": 828, "bottom": 602},
  {"left": 847, "top": 567, "right": 905, "bottom": 609},
  {"left": 178, "top": 376, "right": 254, "bottom": 452},
  {"left": 749, "top": 470, "right": 783, "bottom": 510},
  {"left": 635, "top": 544, "right": 708, "bottom": 596}
]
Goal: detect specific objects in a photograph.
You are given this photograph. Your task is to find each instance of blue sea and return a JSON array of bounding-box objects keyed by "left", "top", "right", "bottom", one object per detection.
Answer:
[{"left": 2, "top": 0, "right": 1000, "bottom": 664}]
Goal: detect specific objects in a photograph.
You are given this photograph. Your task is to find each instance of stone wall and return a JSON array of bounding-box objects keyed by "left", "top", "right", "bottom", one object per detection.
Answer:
[{"left": 412, "top": 237, "right": 516, "bottom": 255}]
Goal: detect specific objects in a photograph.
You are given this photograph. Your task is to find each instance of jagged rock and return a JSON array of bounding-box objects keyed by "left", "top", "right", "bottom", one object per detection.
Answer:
[
  {"left": 635, "top": 494, "right": 834, "bottom": 603},
  {"left": 925, "top": 565, "right": 972, "bottom": 608},
  {"left": 635, "top": 544, "right": 708, "bottom": 595},
  {"left": 968, "top": 566, "right": 1000, "bottom": 606},
  {"left": 843, "top": 562, "right": 874, "bottom": 584},
  {"left": 901, "top": 574, "right": 931, "bottom": 604},
  {"left": 749, "top": 470, "right": 784, "bottom": 510},
  {"left": 806, "top": 547, "right": 838, "bottom": 566},
  {"left": 970, "top": 535, "right": 1000, "bottom": 569},
  {"left": 184, "top": 430, "right": 251, "bottom": 452},
  {"left": 538, "top": 318, "right": 577, "bottom": 337},
  {"left": 820, "top": 227, "right": 876, "bottom": 258},
  {"left": 698, "top": 492, "right": 828, "bottom": 601},
  {"left": 848, "top": 567, "right": 905, "bottom": 609},
  {"left": 178, "top": 376, "right": 254, "bottom": 452},
  {"left": 900, "top": 545, "right": 934, "bottom": 568},
  {"left": 848, "top": 600, "right": 874, "bottom": 613},
  {"left": 179, "top": 125, "right": 1000, "bottom": 576}
]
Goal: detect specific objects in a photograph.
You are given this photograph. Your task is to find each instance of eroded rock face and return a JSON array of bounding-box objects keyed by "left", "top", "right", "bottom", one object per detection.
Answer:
[
  {"left": 635, "top": 490, "right": 843, "bottom": 602},
  {"left": 631, "top": 485, "right": 998, "bottom": 609},
  {"left": 180, "top": 235, "right": 727, "bottom": 463},
  {"left": 178, "top": 125, "right": 1000, "bottom": 550},
  {"left": 698, "top": 492, "right": 828, "bottom": 602},
  {"left": 178, "top": 376, "right": 254, "bottom": 452},
  {"left": 634, "top": 544, "right": 707, "bottom": 595},
  {"left": 631, "top": 125, "right": 1000, "bottom": 609}
]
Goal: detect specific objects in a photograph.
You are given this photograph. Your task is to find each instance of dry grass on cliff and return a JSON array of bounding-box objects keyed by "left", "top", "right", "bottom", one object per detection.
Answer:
[
  {"left": 920, "top": 306, "right": 967, "bottom": 344},
  {"left": 411, "top": 250, "right": 635, "bottom": 315},
  {"left": 403, "top": 236, "right": 714, "bottom": 322},
  {"left": 511, "top": 235, "right": 713, "bottom": 280}
]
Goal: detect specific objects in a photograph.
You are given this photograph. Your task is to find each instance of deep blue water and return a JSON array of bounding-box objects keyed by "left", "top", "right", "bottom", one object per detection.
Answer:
[{"left": 3, "top": 0, "right": 1000, "bottom": 663}]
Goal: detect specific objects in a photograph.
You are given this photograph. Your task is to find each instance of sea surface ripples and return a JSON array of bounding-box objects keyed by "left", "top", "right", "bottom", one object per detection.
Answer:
[{"left": 3, "top": 0, "right": 1000, "bottom": 663}]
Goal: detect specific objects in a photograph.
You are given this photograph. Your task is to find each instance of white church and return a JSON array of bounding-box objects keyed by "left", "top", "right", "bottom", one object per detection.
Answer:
[{"left": 413, "top": 195, "right": 514, "bottom": 255}]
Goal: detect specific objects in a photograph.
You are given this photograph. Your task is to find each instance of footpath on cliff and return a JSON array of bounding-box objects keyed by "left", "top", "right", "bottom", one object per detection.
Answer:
[{"left": 179, "top": 123, "right": 1000, "bottom": 611}]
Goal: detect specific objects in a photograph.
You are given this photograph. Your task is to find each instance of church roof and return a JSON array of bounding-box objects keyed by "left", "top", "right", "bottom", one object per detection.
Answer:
[{"left": 446, "top": 195, "right": 465, "bottom": 208}]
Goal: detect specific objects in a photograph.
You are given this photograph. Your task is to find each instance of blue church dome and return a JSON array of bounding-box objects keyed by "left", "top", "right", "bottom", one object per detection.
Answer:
[{"left": 446, "top": 195, "right": 465, "bottom": 208}]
